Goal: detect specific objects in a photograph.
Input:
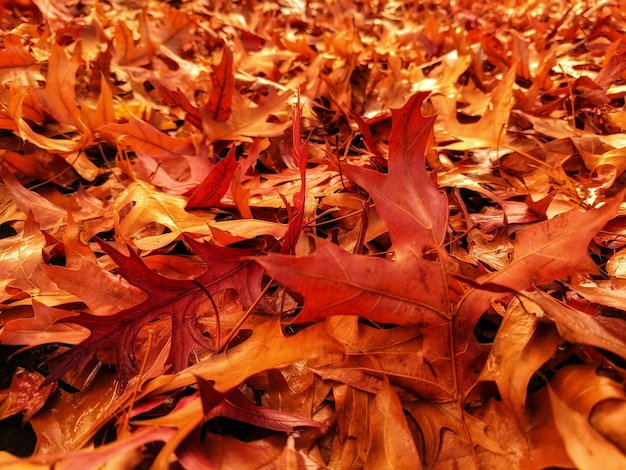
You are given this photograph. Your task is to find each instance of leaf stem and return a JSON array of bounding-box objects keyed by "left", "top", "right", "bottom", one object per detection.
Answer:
[
  {"left": 216, "top": 277, "right": 274, "bottom": 353},
  {"left": 120, "top": 328, "right": 154, "bottom": 437},
  {"left": 193, "top": 279, "right": 221, "bottom": 353}
]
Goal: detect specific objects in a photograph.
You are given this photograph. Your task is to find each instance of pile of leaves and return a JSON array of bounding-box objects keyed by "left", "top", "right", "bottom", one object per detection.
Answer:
[{"left": 1, "top": 0, "right": 626, "bottom": 467}]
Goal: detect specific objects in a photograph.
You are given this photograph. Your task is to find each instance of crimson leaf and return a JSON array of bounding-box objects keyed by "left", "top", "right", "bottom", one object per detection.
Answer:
[{"left": 45, "top": 237, "right": 264, "bottom": 390}]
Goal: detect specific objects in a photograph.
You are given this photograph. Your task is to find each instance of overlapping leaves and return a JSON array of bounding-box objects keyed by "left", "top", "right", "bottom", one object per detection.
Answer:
[
  {"left": 2, "top": 0, "right": 626, "bottom": 468},
  {"left": 258, "top": 91, "right": 624, "bottom": 461}
]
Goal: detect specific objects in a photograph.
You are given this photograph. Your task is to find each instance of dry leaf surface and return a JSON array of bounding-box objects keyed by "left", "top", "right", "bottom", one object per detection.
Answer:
[{"left": 1, "top": 0, "right": 626, "bottom": 468}]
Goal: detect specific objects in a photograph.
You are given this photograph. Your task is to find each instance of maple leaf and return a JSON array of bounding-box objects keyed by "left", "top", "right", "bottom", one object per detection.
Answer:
[{"left": 44, "top": 237, "right": 265, "bottom": 389}]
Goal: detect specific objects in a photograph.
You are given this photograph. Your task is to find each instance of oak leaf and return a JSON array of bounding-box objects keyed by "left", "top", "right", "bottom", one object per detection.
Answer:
[
  {"left": 186, "top": 146, "right": 239, "bottom": 210},
  {"left": 478, "top": 296, "right": 562, "bottom": 416},
  {"left": 344, "top": 92, "right": 447, "bottom": 258},
  {"left": 547, "top": 365, "right": 626, "bottom": 470},
  {"left": 56, "top": 427, "right": 176, "bottom": 470},
  {"left": 202, "top": 88, "right": 292, "bottom": 142},
  {"left": 100, "top": 116, "right": 213, "bottom": 194},
  {"left": 198, "top": 377, "right": 328, "bottom": 432},
  {"left": 31, "top": 367, "right": 168, "bottom": 455},
  {"left": 33, "top": 43, "right": 85, "bottom": 131},
  {"left": 41, "top": 255, "right": 145, "bottom": 316},
  {"left": 280, "top": 97, "right": 308, "bottom": 254},
  {"left": 131, "top": 317, "right": 343, "bottom": 468},
  {"left": 143, "top": 317, "right": 343, "bottom": 396},
  {"left": 257, "top": 93, "right": 459, "bottom": 401},
  {"left": 255, "top": 90, "right": 626, "bottom": 465},
  {"left": 0, "top": 369, "right": 55, "bottom": 424},
  {"left": 365, "top": 380, "right": 422, "bottom": 469},
  {"left": 114, "top": 180, "right": 212, "bottom": 250},
  {"left": 0, "top": 300, "right": 88, "bottom": 349},
  {"left": 205, "top": 44, "right": 235, "bottom": 123},
  {"left": 433, "top": 64, "right": 517, "bottom": 150},
  {"left": 0, "top": 212, "right": 60, "bottom": 305},
  {"left": 0, "top": 32, "right": 42, "bottom": 103},
  {"left": 45, "top": 237, "right": 265, "bottom": 389},
  {"left": 1, "top": 164, "right": 67, "bottom": 232},
  {"left": 113, "top": 14, "right": 153, "bottom": 67},
  {"left": 521, "top": 291, "right": 626, "bottom": 361},
  {"left": 459, "top": 193, "right": 624, "bottom": 321}
]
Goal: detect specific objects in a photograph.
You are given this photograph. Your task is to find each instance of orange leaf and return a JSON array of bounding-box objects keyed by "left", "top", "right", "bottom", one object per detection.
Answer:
[
  {"left": 205, "top": 44, "right": 234, "bottom": 123},
  {"left": 548, "top": 366, "right": 626, "bottom": 470},
  {"left": 34, "top": 43, "right": 84, "bottom": 128},
  {"left": 460, "top": 193, "right": 624, "bottom": 318},
  {"left": 100, "top": 116, "right": 212, "bottom": 194},
  {"left": 0, "top": 368, "right": 55, "bottom": 423},
  {"left": 365, "top": 380, "right": 422, "bottom": 469}
]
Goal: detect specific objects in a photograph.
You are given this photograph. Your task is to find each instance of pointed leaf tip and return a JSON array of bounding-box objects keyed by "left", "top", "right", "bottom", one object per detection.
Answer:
[{"left": 343, "top": 92, "right": 446, "bottom": 259}]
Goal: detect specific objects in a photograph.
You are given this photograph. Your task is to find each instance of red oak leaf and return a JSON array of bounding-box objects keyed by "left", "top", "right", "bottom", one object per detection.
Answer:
[
  {"left": 280, "top": 96, "right": 308, "bottom": 254},
  {"left": 99, "top": 116, "right": 213, "bottom": 194},
  {"left": 343, "top": 92, "right": 448, "bottom": 260},
  {"left": 0, "top": 368, "right": 56, "bottom": 423},
  {"left": 152, "top": 81, "right": 202, "bottom": 130},
  {"left": 205, "top": 43, "right": 235, "bottom": 123},
  {"left": 198, "top": 377, "right": 328, "bottom": 432},
  {"left": 257, "top": 92, "right": 460, "bottom": 400},
  {"left": 186, "top": 146, "right": 239, "bottom": 209},
  {"left": 44, "top": 237, "right": 265, "bottom": 389},
  {"left": 256, "top": 91, "right": 623, "bottom": 405}
]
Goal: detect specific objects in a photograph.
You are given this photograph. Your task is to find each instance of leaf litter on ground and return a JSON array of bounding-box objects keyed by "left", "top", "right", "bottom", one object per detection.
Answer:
[{"left": 1, "top": 0, "right": 626, "bottom": 468}]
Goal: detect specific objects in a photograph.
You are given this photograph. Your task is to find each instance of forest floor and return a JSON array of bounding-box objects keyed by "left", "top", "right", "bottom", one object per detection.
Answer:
[{"left": 1, "top": 0, "right": 626, "bottom": 468}]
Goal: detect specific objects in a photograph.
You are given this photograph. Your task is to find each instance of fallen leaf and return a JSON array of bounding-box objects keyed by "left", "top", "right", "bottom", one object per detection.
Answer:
[
  {"left": 186, "top": 146, "right": 239, "bottom": 209},
  {"left": 365, "top": 380, "right": 422, "bottom": 469},
  {"left": 205, "top": 44, "right": 234, "bottom": 123},
  {"left": 202, "top": 89, "right": 292, "bottom": 142},
  {"left": 45, "top": 237, "right": 265, "bottom": 389},
  {"left": 198, "top": 377, "right": 328, "bottom": 432},
  {"left": 548, "top": 366, "right": 626, "bottom": 470},
  {"left": 0, "top": 368, "right": 55, "bottom": 423}
]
